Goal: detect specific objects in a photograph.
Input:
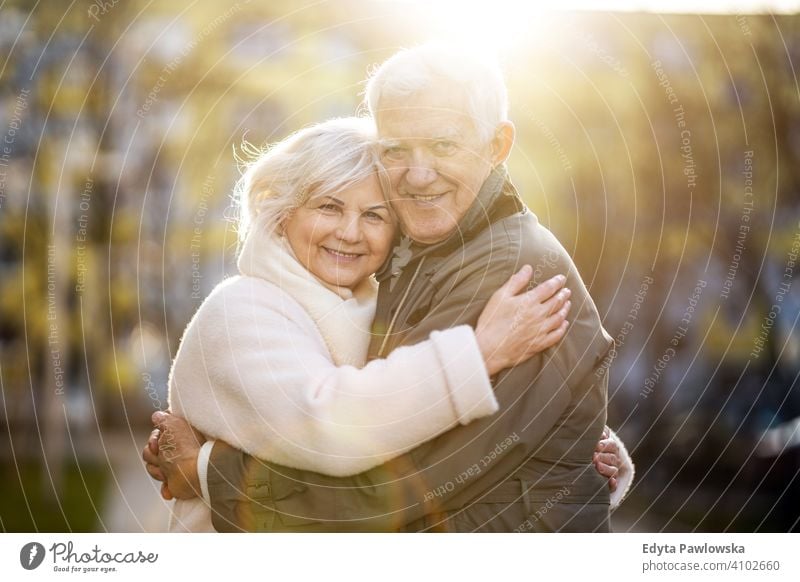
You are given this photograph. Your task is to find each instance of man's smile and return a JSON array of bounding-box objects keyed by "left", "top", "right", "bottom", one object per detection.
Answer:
[{"left": 402, "top": 190, "right": 451, "bottom": 206}]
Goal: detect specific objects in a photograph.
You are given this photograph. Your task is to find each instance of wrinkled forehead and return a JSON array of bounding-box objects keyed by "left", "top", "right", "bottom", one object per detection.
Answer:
[{"left": 375, "top": 90, "right": 479, "bottom": 142}]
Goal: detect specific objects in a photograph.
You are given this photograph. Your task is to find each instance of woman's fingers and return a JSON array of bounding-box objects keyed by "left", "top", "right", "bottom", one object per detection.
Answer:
[
  {"left": 529, "top": 273, "right": 566, "bottom": 302},
  {"left": 506, "top": 285, "right": 572, "bottom": 357},
  {"left": 511, "top": 295, "right": 571, "bottom": 355},
  {"left": 540, "top": 287, "right": 571, "bottom": 317},
  {"left": 499, "top": 264, "right": 533, "bottom": 299},
  {"left": 543, "top": 320, "right": 569, "bottom": 347},
  {"left": 542, "top": 300, "right": 571, "bottom": 332},
  {"left": 532, "top": 320, "right": 568, "bottom": 354},
  {"left": 476, "top": 270, "right": 572, "bottom": 375}
]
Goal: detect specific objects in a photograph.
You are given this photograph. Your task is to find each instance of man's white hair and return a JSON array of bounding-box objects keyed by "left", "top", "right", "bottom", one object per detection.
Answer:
[
  {"left": 364, "top": 43, "right": 509, "bottom": 142},
  {"left": 233, "top": 116, "right": 379, "bottom": 247}
]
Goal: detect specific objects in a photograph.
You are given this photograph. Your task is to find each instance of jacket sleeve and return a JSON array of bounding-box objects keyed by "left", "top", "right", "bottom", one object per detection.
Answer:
[
  {"left": 207, "top": 240, "right": 612, "bottom": 532},
  {"left": 170, "top": 278, "right": 498, "bottom": 479}
]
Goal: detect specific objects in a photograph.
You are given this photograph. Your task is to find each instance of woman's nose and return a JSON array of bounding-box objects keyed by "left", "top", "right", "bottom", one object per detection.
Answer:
[{"left": 335, "top": 215, "right": 362, "bottom": 243}]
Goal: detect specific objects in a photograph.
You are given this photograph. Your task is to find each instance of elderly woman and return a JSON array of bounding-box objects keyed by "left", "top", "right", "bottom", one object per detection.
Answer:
[{"left": 163, "top": 117, "right": 576, "bottom": 531}]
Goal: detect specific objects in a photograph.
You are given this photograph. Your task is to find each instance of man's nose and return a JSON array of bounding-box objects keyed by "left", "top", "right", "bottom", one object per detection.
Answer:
[
  {"left": 335, "top": 215, "right": 362, "bottom": 243},
  {"left": 405, "top": 149, "right": 437, "bottom": 189}
]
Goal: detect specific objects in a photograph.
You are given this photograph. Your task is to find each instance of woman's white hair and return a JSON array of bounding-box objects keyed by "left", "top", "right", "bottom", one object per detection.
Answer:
[
  {"left": 233, "top": 116, "right": 380, "bottom": 247},
  {"left": 364, "top": 43, "right": 509, "bottom": 142}
]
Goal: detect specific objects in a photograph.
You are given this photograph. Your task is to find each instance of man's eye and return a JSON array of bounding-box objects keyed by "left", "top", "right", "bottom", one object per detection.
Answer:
[
  {"left": 432, "top": 141, "right": 457, "bottom": 155},
  {"left": 382, "top": 146, "right": 407, "bottom": 161}
]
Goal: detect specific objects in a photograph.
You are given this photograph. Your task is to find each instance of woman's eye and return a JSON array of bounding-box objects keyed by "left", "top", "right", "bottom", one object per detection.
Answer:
[
  {"left": 363, "top": 211, "right": 384, "bottom": 222},
  {"left": 318, "top": 204, "right": 340, "bottom": 213}
]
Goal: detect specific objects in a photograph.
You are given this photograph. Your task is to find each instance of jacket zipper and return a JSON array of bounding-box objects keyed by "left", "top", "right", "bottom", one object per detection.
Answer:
[{"left": 377, "top": 256, "right": 426, "bottom": 358}]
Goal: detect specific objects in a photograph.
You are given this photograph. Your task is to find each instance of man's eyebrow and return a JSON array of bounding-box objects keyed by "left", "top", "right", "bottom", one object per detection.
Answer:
[
  {"left": 378, "top": 132, "right": 460, "bottom": 145},
  {"left": 433, "top": 128, "right": 461, "bottom": 139}
]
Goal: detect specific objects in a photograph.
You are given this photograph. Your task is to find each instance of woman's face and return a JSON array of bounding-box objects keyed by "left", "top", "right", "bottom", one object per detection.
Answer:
[{"left": 284, "top": 174, "right": 396, "bottom": 290}]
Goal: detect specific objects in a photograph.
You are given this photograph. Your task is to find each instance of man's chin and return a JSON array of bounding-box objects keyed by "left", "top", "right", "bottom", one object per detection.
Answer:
[{"left": 405, "top": 226, "right": 453, "bottom": 245}]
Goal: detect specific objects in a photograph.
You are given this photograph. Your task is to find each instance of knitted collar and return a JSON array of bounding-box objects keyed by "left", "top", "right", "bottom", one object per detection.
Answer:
[{"left": 236, "top": 226, "right": 378, "bottom": 367}]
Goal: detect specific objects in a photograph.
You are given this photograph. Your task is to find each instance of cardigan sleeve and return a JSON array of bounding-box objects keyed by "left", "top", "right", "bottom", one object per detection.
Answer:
[
  {"left": 607, "top": 428, "right": 635, "bottom": 510},
  {"left": 168, "top": 277, "right": 498, "bottom": 478}
]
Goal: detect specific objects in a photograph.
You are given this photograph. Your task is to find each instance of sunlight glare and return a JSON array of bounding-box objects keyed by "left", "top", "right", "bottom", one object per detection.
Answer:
[{"left": 424, "top": 0, "right": 555, "bottom": 56}]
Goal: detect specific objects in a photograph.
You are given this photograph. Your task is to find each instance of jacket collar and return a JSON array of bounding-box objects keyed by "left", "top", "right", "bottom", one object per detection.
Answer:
[{"left": 377, "top": 166, "right": 524, "bottom": 283}]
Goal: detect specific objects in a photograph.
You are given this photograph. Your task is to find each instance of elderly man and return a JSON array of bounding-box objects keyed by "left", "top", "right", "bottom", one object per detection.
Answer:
[{"left": 145, "top": 44, "right": 633, "bottom": 532}]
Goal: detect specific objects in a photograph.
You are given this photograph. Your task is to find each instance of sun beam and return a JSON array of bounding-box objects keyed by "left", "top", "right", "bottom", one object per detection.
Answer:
[{"left": 419, "top": 0, "right": 555, "bottom": 57}]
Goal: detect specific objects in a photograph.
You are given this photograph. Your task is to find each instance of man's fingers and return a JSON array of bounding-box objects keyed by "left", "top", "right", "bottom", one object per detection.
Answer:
[
  {"left": 601, "top": 426, "right": 610, "bottom": 440},
  {"left": 608, "top": 477, "right": 618, "bottom": 493},
  {"left": 148, "top": 428, "right": 160, "bottom": 455},
  {"left": 596, "top": 438, "right": 619, "bottom": 456},
  {"left": 145, "top": 462, "right": 166, "bottom": 482},
  {"left": 151, "top": 410, "right": 169, "bottom": 429},
  {"left": 152, "top": 410, "right": 205, "bottom": 447},
  {"left": 594, "top": 459, "right": 619, "bottom": 478},
  {"left": 156, "top": 428, "right": 170, "bottom": 448},
  {"left": 596, "top": 452, "right": 619, "bottom": 467},
  {"left": 142, "top": 442, "right": 160, "bottom": 466},
  {"left": 595, "top": 462, "right": 619, "bottom": 479}
]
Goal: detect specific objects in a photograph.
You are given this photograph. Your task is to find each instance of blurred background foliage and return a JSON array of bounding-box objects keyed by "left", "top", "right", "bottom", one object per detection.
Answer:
[{"left": 0, "top": 0, "right": 798, "bottom": 531}]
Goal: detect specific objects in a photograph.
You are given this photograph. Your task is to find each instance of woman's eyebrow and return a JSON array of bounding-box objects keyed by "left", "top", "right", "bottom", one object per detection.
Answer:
[
  {"left": 319, "top": 195, "right": 345, "bottom": 205},
  {"left": 363, "top": 203, "right": 389, "bottom": 212}
]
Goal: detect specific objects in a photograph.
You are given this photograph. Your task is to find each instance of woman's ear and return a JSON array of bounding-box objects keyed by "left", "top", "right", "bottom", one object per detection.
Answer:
[
  {"left": 490, "top": 121, "right": 515, "bottom": 167},
  {"left": 278, "top": 210, "right": 293, "bottom": 237}
]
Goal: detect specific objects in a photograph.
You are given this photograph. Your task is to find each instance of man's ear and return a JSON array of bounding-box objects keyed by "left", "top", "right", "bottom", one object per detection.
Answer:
[{"left": 490, "top": 121, "right": 515, "bottom": 167}]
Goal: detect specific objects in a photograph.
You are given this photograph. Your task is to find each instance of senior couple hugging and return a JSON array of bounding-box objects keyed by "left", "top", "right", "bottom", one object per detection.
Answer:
[{"left": 143, "top": 43, "right": 634, "bottom": 533}]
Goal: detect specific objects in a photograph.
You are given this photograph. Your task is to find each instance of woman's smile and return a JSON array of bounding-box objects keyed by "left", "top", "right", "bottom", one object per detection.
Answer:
[{"left": 283, "top": 173, "right": 396, "bottom": 290}]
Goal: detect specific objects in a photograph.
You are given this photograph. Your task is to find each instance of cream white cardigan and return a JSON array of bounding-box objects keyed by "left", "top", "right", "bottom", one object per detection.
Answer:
[{"left": 167, "top": 227, "right": 499, "bottom": 531}]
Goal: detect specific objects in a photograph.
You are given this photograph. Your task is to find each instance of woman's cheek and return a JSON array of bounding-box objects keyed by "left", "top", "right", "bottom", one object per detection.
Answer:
[{"left": 379, "top": 223, "right": 397, "bottom": 250}]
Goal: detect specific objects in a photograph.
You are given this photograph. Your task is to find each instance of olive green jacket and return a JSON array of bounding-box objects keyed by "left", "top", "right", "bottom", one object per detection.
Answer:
[{"left": 206, "top": 168, "right": 614, "bottom": 532}]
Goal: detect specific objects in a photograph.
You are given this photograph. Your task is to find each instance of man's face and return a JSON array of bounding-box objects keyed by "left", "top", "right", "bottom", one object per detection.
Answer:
[{"left": 377, "top": 91, "right": 498, "bottom": 245}]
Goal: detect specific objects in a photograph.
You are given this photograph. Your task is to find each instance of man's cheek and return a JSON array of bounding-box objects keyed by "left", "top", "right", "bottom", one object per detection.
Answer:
[{"left": 387, "top": 170, "right": 405, "bottom": 191}]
